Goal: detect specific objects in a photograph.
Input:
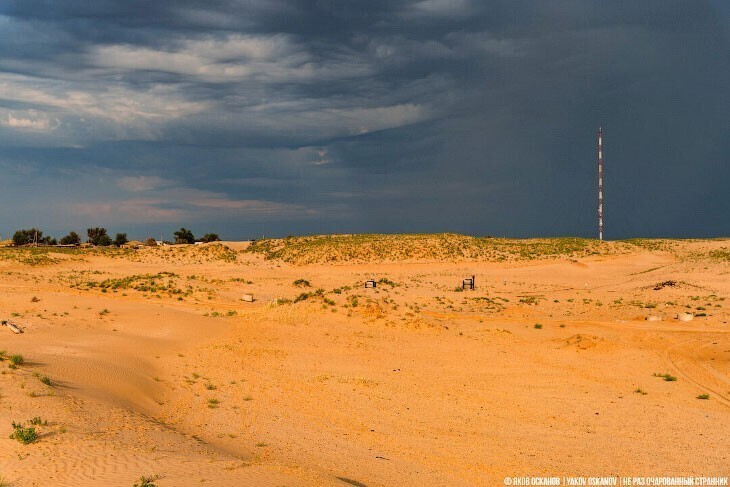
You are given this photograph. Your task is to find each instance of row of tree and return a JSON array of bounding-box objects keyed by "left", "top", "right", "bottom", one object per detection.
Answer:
[
  {"left": 173, "top": 228, "right": 220, "bottom": 244},
  {"left": 10, "top": 228, "right": 220, "bottom": 247}
]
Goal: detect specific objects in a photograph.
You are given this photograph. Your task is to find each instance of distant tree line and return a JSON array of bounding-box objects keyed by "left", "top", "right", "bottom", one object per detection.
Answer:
[
  {"left": 8, "top": 227, "right": 220, "bottom": 247},
  {"left": 12, "top": 229, "right": 54, "bottom": 246}
]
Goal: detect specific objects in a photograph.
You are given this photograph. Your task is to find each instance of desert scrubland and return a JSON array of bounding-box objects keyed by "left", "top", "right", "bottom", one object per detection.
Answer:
[{"left": 0, "top": 235, "right": 728, "bottom": 486}]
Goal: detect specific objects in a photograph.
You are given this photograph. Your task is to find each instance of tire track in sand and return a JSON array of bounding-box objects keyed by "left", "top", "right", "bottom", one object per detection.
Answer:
[{"left": 663, "top": 336, "right": 730, "bottom": 408}]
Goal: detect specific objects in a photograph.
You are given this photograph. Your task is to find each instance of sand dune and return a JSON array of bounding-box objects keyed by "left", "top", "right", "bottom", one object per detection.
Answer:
[{"left": 0, "top": 237, "right": 728, "bottom": 485}]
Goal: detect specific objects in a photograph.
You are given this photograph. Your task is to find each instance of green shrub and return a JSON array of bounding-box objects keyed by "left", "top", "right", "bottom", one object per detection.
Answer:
[
  {"left": 10, "top": 421, "right": 37, "bottom": 444},
  {"left": 294, "top": 292, "right": 311, "bottom": 303},
  {"left": 134, "top": 475, "right": 162, "bottom": 487},
  {"left": 653, "top": 373, "right": 677, "bottom": 382}
]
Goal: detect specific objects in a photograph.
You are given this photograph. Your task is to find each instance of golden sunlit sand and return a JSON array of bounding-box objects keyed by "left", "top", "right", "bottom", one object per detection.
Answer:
[{"left": 0, "top": 235, "right": 728, "bottom": 486}]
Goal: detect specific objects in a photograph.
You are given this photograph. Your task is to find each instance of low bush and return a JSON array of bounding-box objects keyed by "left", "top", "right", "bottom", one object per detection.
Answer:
[{"left": 10, "top": 421, "right": 37, "bottom": 444}]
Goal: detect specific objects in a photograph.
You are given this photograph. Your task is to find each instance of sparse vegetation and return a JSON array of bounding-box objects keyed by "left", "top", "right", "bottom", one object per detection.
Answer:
[
  {"left": 707, "top": 248, "right": 730, "bottom": 261},
  {"left": 72, "top": 272, "right": 196, "bottom": 299},
  {"left": 134, "top": 475, "right": 162, "bottom": 487},
  {"left": 0, "top": 233, "right": 727, "bottom": 481},
  {"left": 10, "top": 421, "right": 38, "bottom": 444},
  {"left": 294, "top": 288, "right": 324, "bottom": 303},
  {"left": 0, "top": 247, "right": 62, "bottom": 266},
  {"left": 653, "top": 280, "right": 677, "bottom": 290},
  {"left": 246, "top": 234, "right": 616, "bottom": 264}
]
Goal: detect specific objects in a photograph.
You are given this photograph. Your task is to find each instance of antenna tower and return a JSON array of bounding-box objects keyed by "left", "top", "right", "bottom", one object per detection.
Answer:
[{"left": 598, "top": 126, "right": 603, "bottom": 241}]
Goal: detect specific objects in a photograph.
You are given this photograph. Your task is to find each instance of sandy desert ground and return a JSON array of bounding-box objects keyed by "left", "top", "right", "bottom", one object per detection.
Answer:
[{"left": 0, "top": 235, "right": 728, "bottom": 486}]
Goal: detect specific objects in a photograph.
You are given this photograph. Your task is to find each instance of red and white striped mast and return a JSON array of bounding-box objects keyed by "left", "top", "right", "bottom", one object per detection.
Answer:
[{"left": 598, "top": 126, "right": 603, "bottom": 241}]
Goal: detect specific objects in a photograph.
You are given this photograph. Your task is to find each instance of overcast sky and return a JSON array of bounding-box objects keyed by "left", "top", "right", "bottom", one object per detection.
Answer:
[{"left": 0, "top": 1, "right": 728, "bottom": 240}]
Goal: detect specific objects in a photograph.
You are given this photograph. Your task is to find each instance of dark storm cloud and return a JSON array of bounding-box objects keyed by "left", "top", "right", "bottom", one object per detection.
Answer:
[{"left": 0, "top": 0, "right": 727, "bottom": 239}]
